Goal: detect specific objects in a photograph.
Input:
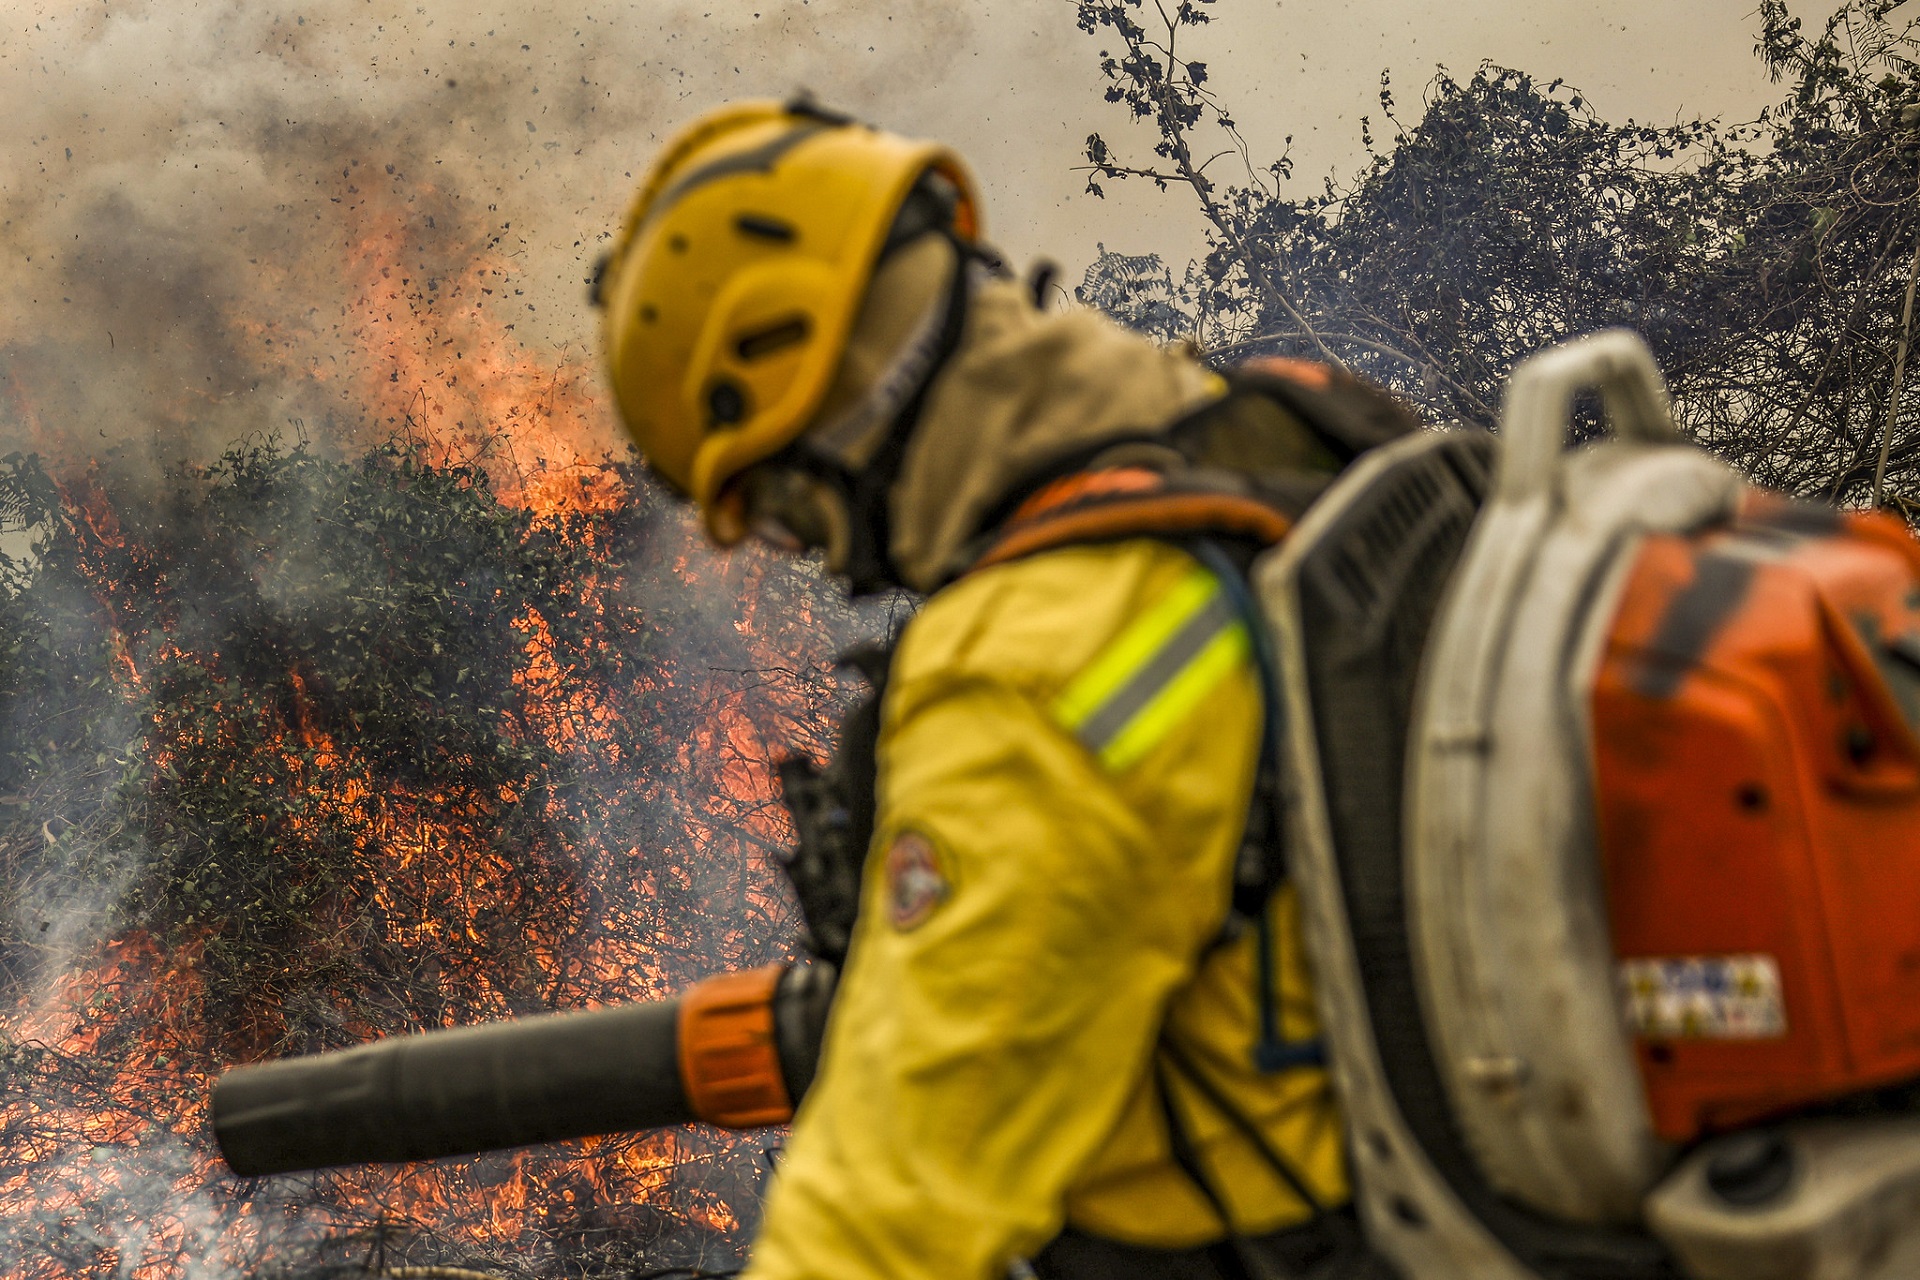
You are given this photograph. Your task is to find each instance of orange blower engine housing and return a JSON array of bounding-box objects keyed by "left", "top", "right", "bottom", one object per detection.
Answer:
[{"left": 1593, "top": 495, "right": 1920, "bottom": 1143}]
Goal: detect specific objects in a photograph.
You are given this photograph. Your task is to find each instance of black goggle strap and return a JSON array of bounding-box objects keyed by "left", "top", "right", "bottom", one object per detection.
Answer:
[
  {"left": 758, "top": 233, "right": 968, "bottom": 551},
  {"left": 809, "top": 234, "right": 977, "bottom": 594}
]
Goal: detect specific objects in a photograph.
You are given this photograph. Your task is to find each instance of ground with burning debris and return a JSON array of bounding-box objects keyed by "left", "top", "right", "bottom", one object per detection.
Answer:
[{"left": 0, "top": 442, "right": 867, "bottom": 1279}]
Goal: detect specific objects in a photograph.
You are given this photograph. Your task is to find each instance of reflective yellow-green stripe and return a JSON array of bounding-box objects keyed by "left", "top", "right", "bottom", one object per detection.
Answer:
[
  {"left": 1050, "top": 566, "right": 1251, "bottom": 771},
  {"left": 1098, "top": 620, "right": 1249, "bottom": 770}
]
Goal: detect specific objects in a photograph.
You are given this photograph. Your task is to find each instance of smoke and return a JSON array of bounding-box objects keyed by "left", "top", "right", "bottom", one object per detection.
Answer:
[
  {"left": 0, "top": 8, "right": 1031, "bottom": 1274},
  {"left": 0, "top": 0, "right": 1801, "bottom": 486},
  {"left": 0, "top": 0, "right": 978, "bottom": 476}
]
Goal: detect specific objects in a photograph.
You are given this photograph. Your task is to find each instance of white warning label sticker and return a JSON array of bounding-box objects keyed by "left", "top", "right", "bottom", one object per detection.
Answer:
[{"left": 1618, "top": 954, "right": 1788, "bottom": 1040}]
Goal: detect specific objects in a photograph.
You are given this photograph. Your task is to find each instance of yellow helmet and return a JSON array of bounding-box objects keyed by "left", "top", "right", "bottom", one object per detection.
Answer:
[{"left": 597, "top": 99, "right": 981, "bottom": 542}]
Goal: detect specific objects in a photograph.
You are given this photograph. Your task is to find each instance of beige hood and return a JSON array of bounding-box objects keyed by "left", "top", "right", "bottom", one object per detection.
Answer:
[{"left": 888, "top": 276, "right": 1226, "bottom": 593}]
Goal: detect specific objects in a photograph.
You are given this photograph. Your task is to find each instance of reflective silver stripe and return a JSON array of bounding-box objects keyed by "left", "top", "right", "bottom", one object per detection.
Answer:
[{"left": 1073, "top": 588, "right": 1240, "bottom": 757}]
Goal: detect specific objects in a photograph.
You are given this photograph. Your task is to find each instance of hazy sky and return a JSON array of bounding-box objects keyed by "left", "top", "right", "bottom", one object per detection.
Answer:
[
  {"left": 873, "top": 0, "right": 1794, "bottom": 273},
  {"left": 0, "top": 0, "right": 1810, "bottom": 466}
]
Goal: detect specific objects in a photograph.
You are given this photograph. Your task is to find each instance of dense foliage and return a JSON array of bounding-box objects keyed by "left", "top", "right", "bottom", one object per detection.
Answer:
[{"left": 1074, "top": 0, "right": 1920, "bottom": 509}]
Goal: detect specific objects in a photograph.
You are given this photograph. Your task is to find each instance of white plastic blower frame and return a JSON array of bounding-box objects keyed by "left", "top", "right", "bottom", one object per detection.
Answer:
[
  {"left": 1258, "top": 330, "right": 1745, "bottom": 1276},
  {"left": 1259, "top": 329, "right": 1920, "bottom": 1280}
]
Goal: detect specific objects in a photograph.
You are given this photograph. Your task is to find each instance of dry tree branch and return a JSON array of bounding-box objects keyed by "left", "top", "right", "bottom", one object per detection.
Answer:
[{"left": 1872, "top": 143, "right": 1920, "bottom": 504}]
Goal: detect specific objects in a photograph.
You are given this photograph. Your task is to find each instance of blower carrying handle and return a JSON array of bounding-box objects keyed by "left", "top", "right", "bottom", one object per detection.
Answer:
[
  {"left": 1495, "top": 329, "right": 1683, "bottom": 503},
  {"left": 212, "top": 961, "right": 836, "bottom": 1177}
]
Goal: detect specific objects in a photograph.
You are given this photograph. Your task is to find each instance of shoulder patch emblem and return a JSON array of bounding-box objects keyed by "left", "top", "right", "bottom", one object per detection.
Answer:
[{"left": 884, "top": 830, "right": 949, "bottom": 931}]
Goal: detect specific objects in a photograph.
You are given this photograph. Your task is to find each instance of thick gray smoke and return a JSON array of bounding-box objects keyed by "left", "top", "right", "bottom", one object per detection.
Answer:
[
  {"left": 0, "top": 0, "right": 1781, "bottom": 482},
  {"left": 0, "top": 0, "right": 995, "bottom": 476}
]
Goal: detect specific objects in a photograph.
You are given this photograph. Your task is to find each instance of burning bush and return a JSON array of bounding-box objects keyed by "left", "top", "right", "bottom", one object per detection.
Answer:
[{"left": 0, "top": 439, "right": 865, "bottom": 1279}]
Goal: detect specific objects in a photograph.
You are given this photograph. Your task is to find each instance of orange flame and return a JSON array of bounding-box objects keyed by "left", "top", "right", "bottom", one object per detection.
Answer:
[{"left": 0, "top": 188, "right": 844, "bottom": 1277}]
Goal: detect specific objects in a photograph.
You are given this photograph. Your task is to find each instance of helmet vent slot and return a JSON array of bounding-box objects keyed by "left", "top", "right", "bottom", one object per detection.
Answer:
[
  {"left": 736, "top": 317, "right": 811, "bottom": 362},
  {"left": 735, "top": 214, "right": 797, "bottom": 243}
]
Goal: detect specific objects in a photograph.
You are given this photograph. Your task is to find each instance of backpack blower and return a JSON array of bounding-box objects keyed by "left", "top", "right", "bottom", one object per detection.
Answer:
[{"left": 1265, "top": 329, "right": 1920, "bottom": 1280}]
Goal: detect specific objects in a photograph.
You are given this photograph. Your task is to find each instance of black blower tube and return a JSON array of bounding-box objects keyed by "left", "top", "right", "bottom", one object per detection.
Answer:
[{"left": 213, "top": 962, "right": 836, "bottom": 1177}]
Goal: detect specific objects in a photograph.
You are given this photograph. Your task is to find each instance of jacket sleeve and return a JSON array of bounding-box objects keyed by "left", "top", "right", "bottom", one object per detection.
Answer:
[{"left": 740, "top": 657, "right": 1255, "bottom": 1280}]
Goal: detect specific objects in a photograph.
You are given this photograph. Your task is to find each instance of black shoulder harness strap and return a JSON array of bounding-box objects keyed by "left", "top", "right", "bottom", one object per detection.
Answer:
[{"left": 775, "top": 644, "right": 893, "bottom": 968}]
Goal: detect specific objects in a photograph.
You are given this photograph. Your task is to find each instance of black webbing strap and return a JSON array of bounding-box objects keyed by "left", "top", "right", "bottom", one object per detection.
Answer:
[
  {"left": 1153, "top": 1052, "right": 1259, "bottom": 1280},
  {"left": 1157, "top": 1034, "right": 1327, "bottom": 1221},
  {"left": 1188, "top": 539, "right": 1327, "bottom": 1077}
]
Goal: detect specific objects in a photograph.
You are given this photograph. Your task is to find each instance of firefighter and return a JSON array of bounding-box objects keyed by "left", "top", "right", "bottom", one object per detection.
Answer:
[{"left": 595, "top": 99, "right": 1407, "bottom": 1279}]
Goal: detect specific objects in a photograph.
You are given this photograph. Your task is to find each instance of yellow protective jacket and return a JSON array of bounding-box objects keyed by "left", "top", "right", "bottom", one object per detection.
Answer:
[{"left": 742, "top": 281, "right": 1350, "bottom": 1280}]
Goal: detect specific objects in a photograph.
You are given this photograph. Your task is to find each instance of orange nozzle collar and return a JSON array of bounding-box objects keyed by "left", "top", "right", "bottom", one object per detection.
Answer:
[{"left": 678, "top": 964, "right": 794, "bottom": 1128}]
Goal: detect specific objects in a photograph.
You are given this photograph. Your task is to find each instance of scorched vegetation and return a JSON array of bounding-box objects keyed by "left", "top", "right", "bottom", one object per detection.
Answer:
[
  {"left": 1075, "top": 0, "right": 1920, "bottom": 509},
  {"left": 0, "top": 441, "right": 858, "bottom": 1279}
]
